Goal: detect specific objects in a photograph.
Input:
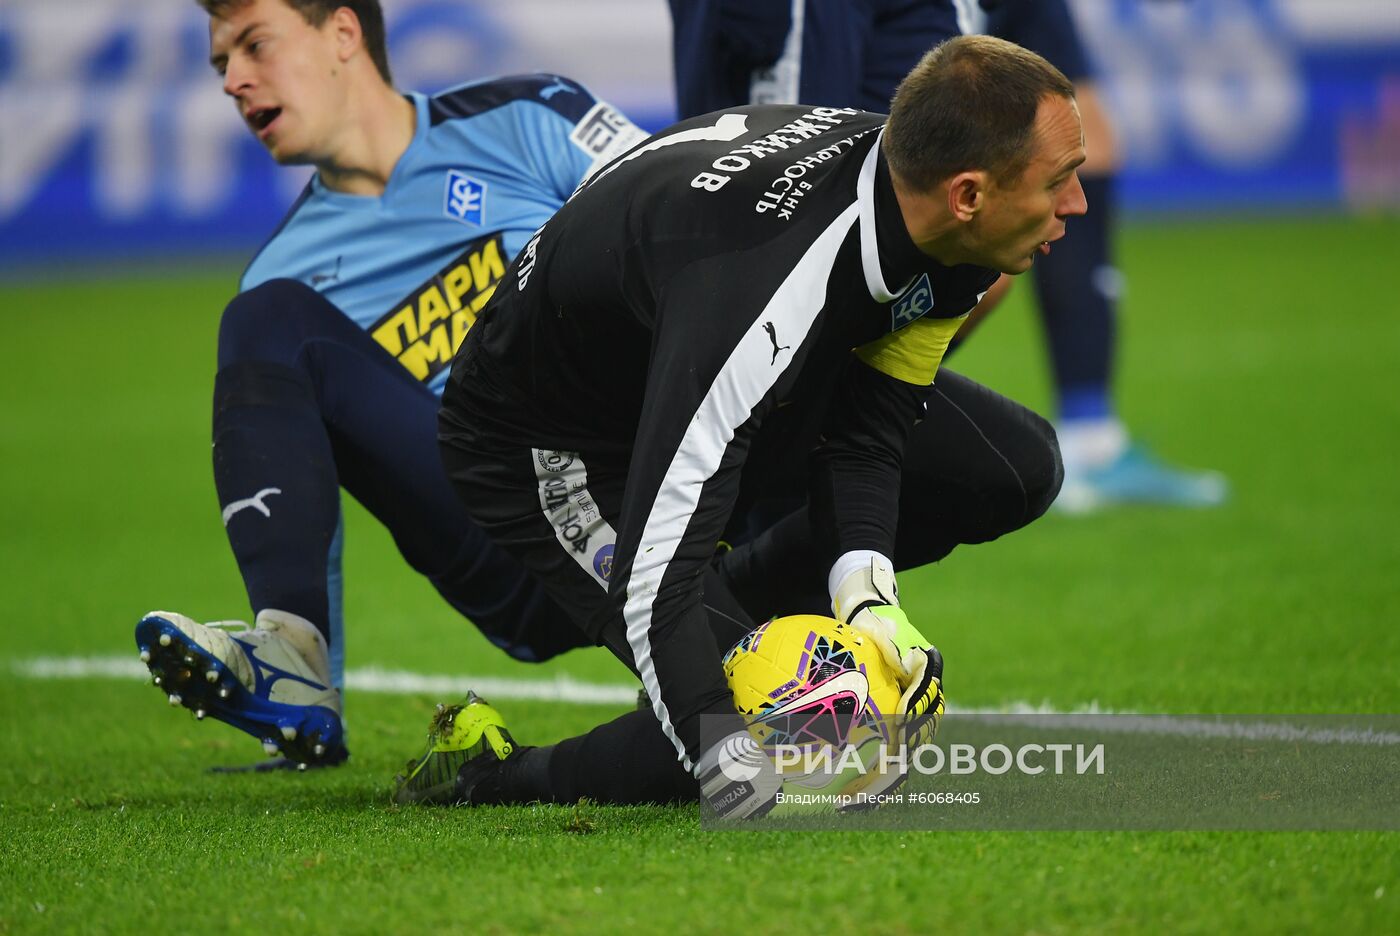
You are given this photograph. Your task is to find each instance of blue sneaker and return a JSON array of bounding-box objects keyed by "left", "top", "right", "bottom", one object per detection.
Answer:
[
  {"left": 135, "top": 609, "right": 346, "bottom": 768},
  {"left": 1055, "top": 442, "right": 1229, "bottom": 514}
]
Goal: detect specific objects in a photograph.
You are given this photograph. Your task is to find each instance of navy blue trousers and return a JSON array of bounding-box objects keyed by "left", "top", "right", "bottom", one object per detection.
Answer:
[
  {"left": 213, "top": 279, "right": 589, "bottom": 672},
  {"left": 670, "top": 0, "right": 962, "bottom": 118}
]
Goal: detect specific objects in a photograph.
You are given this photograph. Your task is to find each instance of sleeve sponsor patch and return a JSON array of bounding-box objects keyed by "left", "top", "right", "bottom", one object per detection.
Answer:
[
  {"left": 571, "top": 102, "right": 650, "bottom": 177},
  {"left": 369, "top": 233, "right": 505, "bottom": 383},
  {"left": 533, "top": 448, "right": 618, "bottom": 591}
]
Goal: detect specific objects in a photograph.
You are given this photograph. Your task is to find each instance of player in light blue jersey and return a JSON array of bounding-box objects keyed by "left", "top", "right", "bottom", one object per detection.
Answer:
[{"left": 134, "top": 0, "right": 646, "bottom": 769}]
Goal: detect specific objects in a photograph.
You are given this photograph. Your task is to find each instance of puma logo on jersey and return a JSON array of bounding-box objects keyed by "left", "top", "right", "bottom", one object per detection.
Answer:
[
  {"left": 222, "top": 487, "right": 282, "bottom": 526},
  {"left": 539, "top": 77, "right": 577, "bottom": 100},
  {"left": 763, "top": 321, "right": 791, "bottom": 364}
]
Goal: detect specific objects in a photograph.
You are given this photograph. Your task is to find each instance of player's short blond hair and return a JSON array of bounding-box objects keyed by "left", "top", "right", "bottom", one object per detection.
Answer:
[{"left": 884, "top": 35, "right": 1074, "bottom": 190}]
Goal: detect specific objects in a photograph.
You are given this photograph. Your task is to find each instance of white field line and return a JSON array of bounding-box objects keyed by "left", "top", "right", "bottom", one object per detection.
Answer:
[
  {"left": 10, "top": 655, "right": 640, "bottom": 706},
  {"left": 9, "top": 655, "right": 1400, "bottom": 746},
  {"left": 951, "top": 712, "right": 1400, "bottom": 746}
]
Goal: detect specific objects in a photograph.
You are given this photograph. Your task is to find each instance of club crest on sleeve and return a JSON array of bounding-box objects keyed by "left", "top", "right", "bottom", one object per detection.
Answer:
[
  {"left": 890, "top": 273, "right": 933, "bottom": 330},
  {"left": 444, "top": 170, "right": 487, "bottom": 226}
]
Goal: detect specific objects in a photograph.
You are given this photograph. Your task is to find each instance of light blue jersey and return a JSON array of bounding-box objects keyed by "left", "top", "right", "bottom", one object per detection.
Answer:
[
  {"left": 234, "top": 74, "right": 645, "bottom": 688},
  {"left": 242, "top": 73, "right": 646, "bottom": 395}
]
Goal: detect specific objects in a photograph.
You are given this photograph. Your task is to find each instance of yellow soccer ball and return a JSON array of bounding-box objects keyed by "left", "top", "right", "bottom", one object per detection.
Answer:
[{"left": 722, "top": 614, "right": 902, "bottom": 754}]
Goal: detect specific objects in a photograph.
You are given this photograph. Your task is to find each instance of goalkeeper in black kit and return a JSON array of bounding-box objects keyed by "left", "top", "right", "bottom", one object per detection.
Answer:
[{"left": 397, "top": 36, "right": 1086, "bottom": 818}]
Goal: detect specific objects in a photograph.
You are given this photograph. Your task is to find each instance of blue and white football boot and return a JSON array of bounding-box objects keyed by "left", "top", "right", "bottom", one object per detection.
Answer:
[
  {"left": 135, "top": 609, "right": 345, "bottom": 768},
  {"left": 1055, "top": 442, "right": 1229, "bottom": 514}
]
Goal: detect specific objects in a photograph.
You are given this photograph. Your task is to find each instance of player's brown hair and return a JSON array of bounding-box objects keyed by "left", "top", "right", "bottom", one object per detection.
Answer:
[
  {"left": 884, "top": 35, "right": 1074, "bottom": 190},
  {"left": 197, "top": 0, "right": 392, "bottom": 85}
]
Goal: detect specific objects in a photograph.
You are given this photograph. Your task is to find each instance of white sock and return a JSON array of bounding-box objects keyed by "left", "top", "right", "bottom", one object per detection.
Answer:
[{"left": 1057, "top": 418, "right": 1128, "bottom": 472}]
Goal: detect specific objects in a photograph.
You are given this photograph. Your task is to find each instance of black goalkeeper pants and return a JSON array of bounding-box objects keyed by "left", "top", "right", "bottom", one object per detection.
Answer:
[
  {"left": 439, "top": 369, "right": 1061, "bottom": 805},
  {"left": 720, "top": 369, "right": 1064, "bottom": 620}
]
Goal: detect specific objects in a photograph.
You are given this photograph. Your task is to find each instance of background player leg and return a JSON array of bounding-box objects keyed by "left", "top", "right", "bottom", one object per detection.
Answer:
[
  {"left": 980, "top": 0, "right": 1228, "bottom": 511},
  {"left": 1036, "top": 100, "right": 1227, "bottom": 512}
]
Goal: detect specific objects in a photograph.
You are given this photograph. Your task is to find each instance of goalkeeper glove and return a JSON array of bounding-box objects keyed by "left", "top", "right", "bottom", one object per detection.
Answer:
[
  {"left": 897, "top": 645, "right": 945, "bottom": 747},
  {"left": 831, "top": 555, "right": 945, "bottom": 740},
  {"left": 832, "top": 556, "right": 926, "bottom": 679}
]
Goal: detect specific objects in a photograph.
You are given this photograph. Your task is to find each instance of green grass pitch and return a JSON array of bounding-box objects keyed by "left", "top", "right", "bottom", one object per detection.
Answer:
[{"left": 1, "top": 215, "right": 1397, "bottom": 933}]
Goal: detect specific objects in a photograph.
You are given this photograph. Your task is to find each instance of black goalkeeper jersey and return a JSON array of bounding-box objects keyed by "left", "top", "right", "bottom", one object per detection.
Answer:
[{"left": 441, "top": 104, "right": 997, "bottom": 769}]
